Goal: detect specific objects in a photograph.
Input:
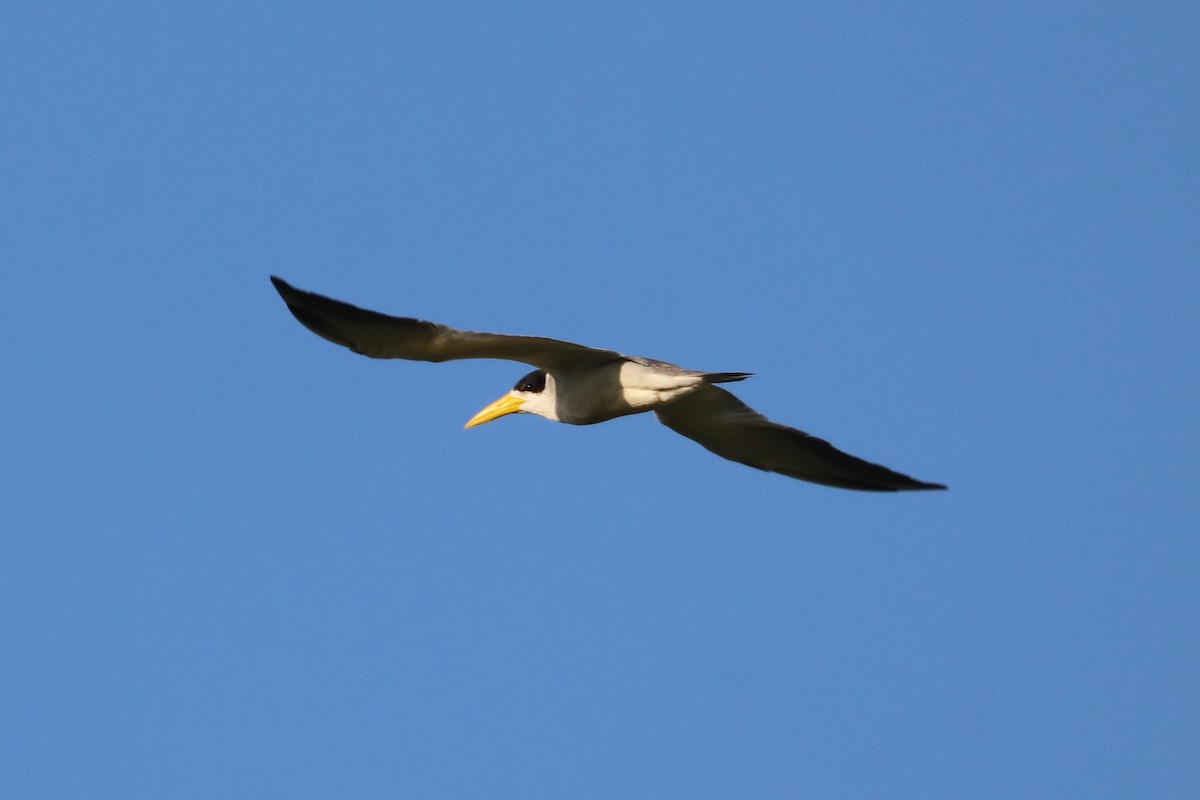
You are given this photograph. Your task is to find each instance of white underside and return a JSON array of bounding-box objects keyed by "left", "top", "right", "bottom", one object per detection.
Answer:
[{"left": 522, "top": 360, "right": 712, "bottom": 425}]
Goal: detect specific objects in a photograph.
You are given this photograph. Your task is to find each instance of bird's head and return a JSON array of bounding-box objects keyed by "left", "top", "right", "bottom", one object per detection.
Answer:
[{"left": 464, "top": 369, "right": 558, "bottom": 427}]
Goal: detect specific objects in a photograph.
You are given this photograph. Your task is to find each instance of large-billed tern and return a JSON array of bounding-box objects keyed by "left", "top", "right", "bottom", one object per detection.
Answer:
[{"left": 271, "top": 277, "right": 945, "bottom": 492}]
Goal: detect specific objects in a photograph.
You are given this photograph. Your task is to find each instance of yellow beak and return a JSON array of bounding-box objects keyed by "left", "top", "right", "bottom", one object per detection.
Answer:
[{"left": 464, "top": 393, "right": 525, "bottom": 428}]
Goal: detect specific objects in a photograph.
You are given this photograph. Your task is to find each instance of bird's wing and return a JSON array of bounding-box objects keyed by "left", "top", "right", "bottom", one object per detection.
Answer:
[
  {"left": 655, "top": 385, "right": 946, "bottom": 492},
  {"left": 271, "top": 276, "right": 621, "bottom": 372}
]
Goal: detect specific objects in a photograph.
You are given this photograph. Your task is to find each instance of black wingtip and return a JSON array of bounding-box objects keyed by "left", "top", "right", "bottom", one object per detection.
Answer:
[
  {"left": 269, "top": 275, "right": 307, "bottom": 317},
  {"left": 831, "top": 475, "right": 947, "bottom": 492},
  {"left": 879, "top": 474, "right": 947, "bottom": 492},
  {"left": 269, "top": 275, "right": 293, "bottom": 296},
  {"left": 269, "top": 276, "right": 319, "bottom": 320}
]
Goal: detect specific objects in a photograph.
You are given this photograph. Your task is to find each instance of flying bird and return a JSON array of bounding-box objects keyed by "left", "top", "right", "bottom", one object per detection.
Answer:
[{"left": 270, "top": 276, "right": 946, "bottom": 492}]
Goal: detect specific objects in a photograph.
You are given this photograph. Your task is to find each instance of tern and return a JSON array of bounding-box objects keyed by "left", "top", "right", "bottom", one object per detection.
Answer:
[{"left": 270, "top": 277, "right": 945, "bottom": 492}]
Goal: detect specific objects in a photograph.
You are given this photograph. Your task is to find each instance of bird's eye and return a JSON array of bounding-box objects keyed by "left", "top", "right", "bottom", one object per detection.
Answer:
[{"left": 513, "top": 369, "right": 547, "bottom": 393}]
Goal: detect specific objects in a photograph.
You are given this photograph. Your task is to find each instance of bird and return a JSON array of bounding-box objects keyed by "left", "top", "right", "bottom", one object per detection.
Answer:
[{"left": 270, "top": 276, "right": 946, "bottom": 492}]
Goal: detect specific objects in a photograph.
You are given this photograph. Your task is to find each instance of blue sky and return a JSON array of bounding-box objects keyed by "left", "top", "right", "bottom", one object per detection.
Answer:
[{"left": 3, "top": 2, "right": 1197, "bottom": 797}]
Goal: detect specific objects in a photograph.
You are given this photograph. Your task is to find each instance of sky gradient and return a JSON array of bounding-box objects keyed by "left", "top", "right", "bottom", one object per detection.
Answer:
[{"left": 3, "top": 3, "right": 1198, "bottom": 798}]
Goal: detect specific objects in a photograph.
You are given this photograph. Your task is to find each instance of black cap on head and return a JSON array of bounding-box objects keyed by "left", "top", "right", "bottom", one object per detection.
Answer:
[{"left": 513, "top": 369, "right": 547, "bottom": 393}]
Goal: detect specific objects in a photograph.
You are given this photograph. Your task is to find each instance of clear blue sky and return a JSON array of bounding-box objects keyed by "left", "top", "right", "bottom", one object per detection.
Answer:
[{"left": 3, "top": 2, "right": 1197, "bottom": 797}]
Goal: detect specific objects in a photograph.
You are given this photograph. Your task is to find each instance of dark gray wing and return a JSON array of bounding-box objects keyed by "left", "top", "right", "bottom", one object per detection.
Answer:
[
  {"left": 655, "top": 385, "right": 946, "bottom": 492},
  {"left": 270, "top": 276, "right": 620, "bottom": 372}
]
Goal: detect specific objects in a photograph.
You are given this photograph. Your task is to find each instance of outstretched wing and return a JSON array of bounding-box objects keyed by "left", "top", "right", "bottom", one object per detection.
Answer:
[
  {"left": 270, "top": 276, "right": 620, "bottom": 373},
  {"left": 655, "top": 385, "right": 946, "bottom": 492}
]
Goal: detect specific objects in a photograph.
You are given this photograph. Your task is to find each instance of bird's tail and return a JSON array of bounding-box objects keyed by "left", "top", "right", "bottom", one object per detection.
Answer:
[{"left": 703, "top": 372, "right": 753, "bottom": 384}]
